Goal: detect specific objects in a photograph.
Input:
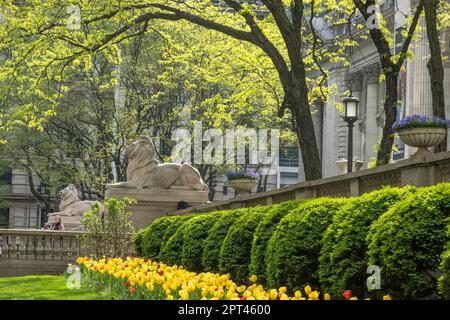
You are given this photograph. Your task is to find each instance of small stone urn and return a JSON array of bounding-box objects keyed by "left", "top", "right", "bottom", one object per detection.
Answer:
[
  {"left": 398, "top": 127, "right": 447, "bottom": 156},
  {"left": 227, "top": 179, "right": 258, "bottom": 196},
  {"left": 226, "top": 169, "right": 259, "bottom": 197}
]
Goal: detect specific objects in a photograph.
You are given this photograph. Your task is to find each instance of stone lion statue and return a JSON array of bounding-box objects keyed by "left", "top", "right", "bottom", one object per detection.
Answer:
[
  {"left": 47, "top": 184, "right": 106, "bottom": 230},
  {"left": 109, "top": 136, "right": 208, "bottom": 191}
]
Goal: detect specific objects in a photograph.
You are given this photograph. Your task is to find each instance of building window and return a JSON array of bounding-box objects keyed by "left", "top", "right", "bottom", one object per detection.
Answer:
[
  {"left": 0, "top": 207, "right": 9, "bottom": 229},
  {"left": 0, "top": 168, "right": 12, "bottom": 193},
  {"left": 280, "top": 172, "right": 299, "bottom": 188},
  {"left": 223, "top": 186, "right": 228, "bottom": 196}
]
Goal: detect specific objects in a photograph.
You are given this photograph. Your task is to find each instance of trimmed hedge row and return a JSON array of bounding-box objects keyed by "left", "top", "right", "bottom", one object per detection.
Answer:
[
  {"left": 318, "top": 187, "right": 414, "bottom": 297},
  {"left": 266, "top": 198, "right": 348, "bottom": 292},
  {"left": 367, "top": 184, "right": 450, "bottom": 299},
  {"left": 219, "top": 206, "right": 272, "bottom": 283},
  {"left": 439, "top": 223, "right": 450, "bottom": 299},
  {"left": 136, "top": 183, "right": 450, "bottom": 299},
  {"left": 249, "top": 200, "right": 304, "bottom": 285}
]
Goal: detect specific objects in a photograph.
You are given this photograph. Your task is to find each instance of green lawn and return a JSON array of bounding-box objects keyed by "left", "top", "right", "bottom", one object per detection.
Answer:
[{"left": 0, "top": 275, "right": 109, "bottom": 300}]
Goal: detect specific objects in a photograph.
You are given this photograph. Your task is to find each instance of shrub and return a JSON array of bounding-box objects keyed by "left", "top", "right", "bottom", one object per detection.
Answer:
[
  {"left": 139, "top": 216, "right": 178, "bottom": 259},
  {"left": 367, "top": 183, "right": 450, "bottom": 299},
  {"left": 318, "top": 187, "right": 413, "bottom": 297},
  {"left": 158, "top": 215, "right": 195, "bottom": 266},
  {"left": 181, "top": 213, "right": 221, "bottom": 272},
  {"left": 439, "top": 224, "right": 450, "bottom": 299},
  {"left": 81, "top": 197, "right": 136, "bottom": 259},
  {"left": 201, "top": 209, "right": 246, "bottom": 272},
  {"left": 265, "top": 198, "right": 347, "bottom": 291},
  {"left": 219, "top": 206, "right": 271, "bottom": 284},
  {"left": 134, "top": 229, "right": 145, "bottom": 256},
  {"left": 249, "top": 200, "right": 304, "bottom": 286}
]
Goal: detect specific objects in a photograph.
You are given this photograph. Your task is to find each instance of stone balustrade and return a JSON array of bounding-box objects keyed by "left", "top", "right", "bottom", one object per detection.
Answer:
[
  {"left": 0, "top": 229, "right": 83, "bottom": 277},
  {"left": 173, "top": 151, "right": 450, "bottom": 215}
]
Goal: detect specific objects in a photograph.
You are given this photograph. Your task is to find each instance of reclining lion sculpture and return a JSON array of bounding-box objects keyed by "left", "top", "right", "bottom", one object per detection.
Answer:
[
  {"left": 47, "top": 184, "right": 106, "bottom": 230},
  {"left": 109, "top": 136, "right": 208, "bottom": 191}
]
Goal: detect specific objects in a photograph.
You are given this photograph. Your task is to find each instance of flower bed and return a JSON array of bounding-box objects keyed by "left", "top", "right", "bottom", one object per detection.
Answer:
[{"left": 76, "top": 257, "right": 392, "bottom": 300}]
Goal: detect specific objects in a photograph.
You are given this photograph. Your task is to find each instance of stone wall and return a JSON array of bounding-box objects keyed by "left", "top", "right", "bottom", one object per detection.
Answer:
[{"left": 173, "top": 151, "right": 450, "bottom": 215}]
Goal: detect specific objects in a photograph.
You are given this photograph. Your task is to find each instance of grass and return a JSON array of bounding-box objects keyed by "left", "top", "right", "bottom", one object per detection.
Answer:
[{"left": 0, "top": 275, "right": 111, "bottom": 300}]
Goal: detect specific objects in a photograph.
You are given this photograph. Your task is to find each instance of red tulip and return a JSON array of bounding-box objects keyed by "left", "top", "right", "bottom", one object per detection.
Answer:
[
  {"left": 343, "top": 290, "right": 352, "bottom": 299},
  {"left": 130, "top": 287, "right": 136, "bottom": 294},
  {"left": 159, "top": 270, "right": 164, "bottom": 276},
  {"left": 125, "top": 281, "right": 131, "bottom": 287},
  {"left": 240, "top": 296, "right": 247, "bottom": 300}
]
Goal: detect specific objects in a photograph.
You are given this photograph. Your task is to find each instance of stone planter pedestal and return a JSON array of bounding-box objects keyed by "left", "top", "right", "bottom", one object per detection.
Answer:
[
  {"left": 227, "top": 179, "right": 258, "bottom": 197},
  {"left": 398, "top": 127, "right": 447, "bottom": 157}
]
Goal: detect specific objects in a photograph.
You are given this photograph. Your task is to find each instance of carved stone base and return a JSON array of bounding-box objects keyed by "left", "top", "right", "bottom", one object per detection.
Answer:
[{"left": 105, "top": 187, "right": 209, "bottom": 230}]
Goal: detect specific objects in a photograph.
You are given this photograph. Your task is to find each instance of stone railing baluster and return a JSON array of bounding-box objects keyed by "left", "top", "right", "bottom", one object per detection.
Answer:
[
  {"left": 68, "top": 236, "right": 72, "bottom": 260},
  {"left": 15, "top": 235, "right": 21, "bottom": 259},
  {"left": 6, "top": 235, "right": 11, "bottom": 258},
  {"left": 41, "top": 236, "right": 46, "bottom": 259},
  {"left": 25, "top": 236, "right": 30, "bottom": 258},
  {"left": 50, "top": 236, "right": 55, "bottom": 259},
  {"left": 0, "top": 236, "right": 3, "bottom": 257},
  {"left": 33, "top": 236, "right": 37, "bottom": 258},
  {"left": 59, "top": 237, "right": 64, "bottom": 261}
]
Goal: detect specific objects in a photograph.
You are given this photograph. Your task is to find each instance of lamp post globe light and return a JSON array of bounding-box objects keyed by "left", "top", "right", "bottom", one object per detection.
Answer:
[{"left": 343, "top": 94, "right": 360, "bottom": 173}]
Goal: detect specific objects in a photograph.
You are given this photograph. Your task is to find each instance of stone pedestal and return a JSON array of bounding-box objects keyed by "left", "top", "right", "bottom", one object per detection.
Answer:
[{"left": 105, "top": 187, "right": 209, "bottom": 230}]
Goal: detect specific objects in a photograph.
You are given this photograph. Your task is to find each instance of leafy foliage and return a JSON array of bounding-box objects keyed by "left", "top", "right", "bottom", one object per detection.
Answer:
[
  {"left": 439, "top": 223, "right": 450, "bottom": 299},
  {"left": 367, "top": 184, "right": 450, "bottom": 299},
  {"left": 249, "top": 200, "right": 304, "bottom": 286},
  {"left": 139, "top": 216, "right": 179, "bottom": 259},
  {"left": 219, "top": 206, "right": 271, "bottom": 284},
  {"left": 201, "top": 209, "right": 245, "bottom": 273},
  {"left": 265, "top": 198, "right": 348, "bottom": 291},
  {"left": 81, "top": 197, "right": 136, "bottom": 259},
  {"left": 158, "top": 215, "right": 195, "bottom": 265},
  {"left": 318, "top": 187, "right": 414, "bottom": 297},
  {"left": 181, "top": 213, "right": 221, "bottom": 272}
]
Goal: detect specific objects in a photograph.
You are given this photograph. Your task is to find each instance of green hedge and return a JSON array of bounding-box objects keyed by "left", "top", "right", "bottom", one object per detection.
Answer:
[
  {"left": 134, "top": 229, "right": 145, "bottom": 257},
  {"left": 249, "top": 200, "right": 304, "bottom": 286},
  {"left": 367, "top": 183, "right": 450, "bottom": 299},
  {"left": 318, "top": 187, "right": 413, "bottom": 297},
  {"left": 439, "top": 224, "right": 450, "bottom": 299},
  {"left": 201, "top": 209, "right": 245, "bottom": 272},
  {"left": 181, "top": 213, "right": 221, "bottom": 272},
  {"left": 158, "top": 215, "right": 195, "bottom": 266},
  {"left": 265, "top": 198, "right": 348, "bottom": 291},
  {"left": 139, "top": 216, "right": 178, "bottom": 259},
  {"left": 219, "top": 206, "right": 271, "bottom": 284}
]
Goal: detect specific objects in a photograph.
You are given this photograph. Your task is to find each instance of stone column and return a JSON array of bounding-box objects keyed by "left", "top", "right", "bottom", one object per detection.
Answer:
[
  {"left": 322, "top": 67, "right": 346, "bottom": 177},
  {"left": 349, "top": 72, "right": 363, "bottom": 162},
  {"left": 363, "top": 65, "right": 380, "bottom": 167},
  {"left": 405, "top": 16, "right": 434, "bottom": 157}
]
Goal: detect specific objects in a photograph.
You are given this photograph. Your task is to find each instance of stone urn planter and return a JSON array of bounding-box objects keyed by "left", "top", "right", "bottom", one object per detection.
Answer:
[
  {"left": 226, "top": 169, "right": 259, "bottom": 197},
  {"left": 398, "top": 127, "right": 447, "bottom": 156},
  {"left": 227, "top": 178, "right": 258, "bottom": 196}
]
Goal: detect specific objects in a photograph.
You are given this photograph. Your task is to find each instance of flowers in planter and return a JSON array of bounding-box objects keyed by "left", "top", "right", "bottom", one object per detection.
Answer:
[
  {"left": 226, "top": 169, "right": 259, "bottom": 181},
  {"left": 392, "top": 115, "right": 450, "bottom": 132}
]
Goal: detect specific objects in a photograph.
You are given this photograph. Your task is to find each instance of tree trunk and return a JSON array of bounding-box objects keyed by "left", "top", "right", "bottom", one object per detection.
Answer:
[
  {"left": 290, "top": 86, "right": 322, "bottom": 181},
  {"left": 424, "top": 0, "right": 447, "bottom": 152},
  {"left": 376, "top": 72, "right": 398, "bottom": 165}
]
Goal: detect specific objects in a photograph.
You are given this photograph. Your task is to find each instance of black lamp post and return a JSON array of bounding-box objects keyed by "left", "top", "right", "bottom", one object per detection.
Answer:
[{"left": 343, "top": 94, "right": 360, "bottom": 173}]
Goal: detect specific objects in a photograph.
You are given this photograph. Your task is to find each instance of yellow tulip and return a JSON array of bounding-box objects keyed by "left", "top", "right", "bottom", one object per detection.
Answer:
[
  {"left": 269, "top": 289, "right": 278, "bottom": 300},
  {"left": 324, "top": 293, "right": 331, "bottom": 300},
  {"left": 294, "top": 291, "right": 302, "bottom": 299},
  {"left": 304, "top": 285, "right": 312, "bottom": 295},
  {"left": 308, "top": 291, "right": 320, "bottom": 300},
  {"left": 383, "top": 295, "right": 392, "bottom": 300},
  {"left": 249, "top": 275, "right": 257, "bottom": 283},
  {"left": 179, "top": 290, "right": 189, "bottom": 300},
  {"left": 279, "top": 286, "right": 287, "bottom": 294}
]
